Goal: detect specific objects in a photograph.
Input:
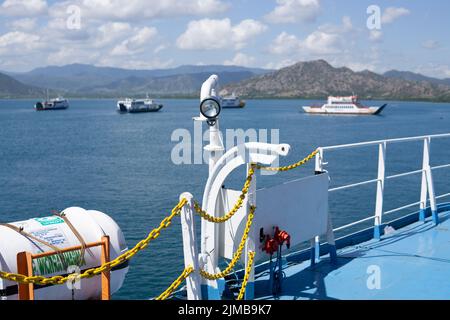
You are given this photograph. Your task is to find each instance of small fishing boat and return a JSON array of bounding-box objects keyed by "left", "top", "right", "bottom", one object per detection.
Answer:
[
  {"left": 117, "top": 98, "right": 163, "bottom": 113},
  {"left": 303, "top": 95, "right": 386, "bottom": 115},
  {"left": 221, "top": 93, "right": 245, "bottom": 108}
]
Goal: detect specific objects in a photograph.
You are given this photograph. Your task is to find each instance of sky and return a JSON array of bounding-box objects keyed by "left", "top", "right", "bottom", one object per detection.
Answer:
[{"left": 0, "top": 0, "right": 449, "bottom": 78}]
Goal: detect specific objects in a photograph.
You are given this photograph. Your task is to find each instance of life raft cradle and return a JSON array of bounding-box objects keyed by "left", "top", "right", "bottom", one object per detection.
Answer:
[{"left": 0, "top": 149, "right": 318, "bottom": 300}]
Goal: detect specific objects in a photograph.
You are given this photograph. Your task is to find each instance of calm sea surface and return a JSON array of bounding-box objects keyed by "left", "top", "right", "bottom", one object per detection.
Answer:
[{"left": 0, "top": 99, "right": 449, "bottom": 299}]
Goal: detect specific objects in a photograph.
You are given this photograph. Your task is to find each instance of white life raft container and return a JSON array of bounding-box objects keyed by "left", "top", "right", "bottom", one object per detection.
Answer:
[{"left": 0, "top": 207, "right": 129, "bottom": 300}]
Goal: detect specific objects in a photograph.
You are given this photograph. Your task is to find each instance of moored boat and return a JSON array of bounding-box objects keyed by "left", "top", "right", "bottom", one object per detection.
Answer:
[
  {"left": 117, "top": 98, "right": 163, "bottom": 113},
  {"left": 221, "top": 93, "right": 246, "bottom": 108},
  {"left": 303, "top": 95, "right": 386, "bottom": 115},
  {"left": 34, "top": 96, "right": 69, "bottom": 111}
]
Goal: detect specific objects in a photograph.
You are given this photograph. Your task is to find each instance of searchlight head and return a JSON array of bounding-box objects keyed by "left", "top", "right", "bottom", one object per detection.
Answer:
[
  {"left": 200, "top": 97, "right": 221, "bottom": 126},
  {"left": 199, "top": 74, "right": 221, "bottom": 126}
]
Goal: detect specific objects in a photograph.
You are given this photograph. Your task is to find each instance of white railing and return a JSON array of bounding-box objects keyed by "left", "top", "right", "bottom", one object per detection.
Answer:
[{"left": 316, "top": 133, "right": 450, "bottom": 238}]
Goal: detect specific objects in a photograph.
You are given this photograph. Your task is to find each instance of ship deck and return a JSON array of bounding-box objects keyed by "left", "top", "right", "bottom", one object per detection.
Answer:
[{"left": 253, "top": 204, "right": 450, "bottom": 300}]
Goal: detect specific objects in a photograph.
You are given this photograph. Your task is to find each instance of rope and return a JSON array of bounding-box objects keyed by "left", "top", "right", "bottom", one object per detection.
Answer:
[
  {"left": 0, "top": 222, "right": 68, "bottom": 268},
  {"left": 54, "top": 211, "right": 88, "bottom": 267},
  {"left": 237, "top": 251, "right": 255, "bottom": 300}
]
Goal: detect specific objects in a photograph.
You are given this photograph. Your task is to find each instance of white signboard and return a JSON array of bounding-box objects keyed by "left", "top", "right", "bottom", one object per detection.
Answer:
[{"left": 220, "top": 173, "right": 329, "bottom": 261}]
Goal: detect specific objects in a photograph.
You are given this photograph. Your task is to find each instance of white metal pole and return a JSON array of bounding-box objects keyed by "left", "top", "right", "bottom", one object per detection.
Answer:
[
  {"left": 179, "top": 193, "right": 202, "bottom": 300},
  {"left": 420, "top": 138, "right": 429, "bottom": 221},
  {"left": 423, "top": 137, "right": 439, "bottom": 224},
  {"left": 198, "top": 75, "right": 225, "bottom": 300},
  {"left": 374, "top": 142, "right": 386, "bottom": 239}
]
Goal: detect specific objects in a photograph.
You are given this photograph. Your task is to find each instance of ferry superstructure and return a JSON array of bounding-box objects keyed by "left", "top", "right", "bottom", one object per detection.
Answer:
[
  {"left": 303, "top": 95, "right": 387, "bottom": 115},
  {"left": 117, "top": 98, "right": 163, "bottom": 113}
]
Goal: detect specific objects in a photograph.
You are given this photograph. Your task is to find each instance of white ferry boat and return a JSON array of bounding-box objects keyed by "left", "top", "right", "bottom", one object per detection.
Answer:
[
  {"left": 34, "top": 97, "right": 69, "bottom": 111},
  {"left": 303, "top": 95, "right": 386, "bottom": 115},
  {"left": 117, "top": 98, "right": 163, "bottom": 113},
  {"left": 221, "top": 93, "right": 246, "bottom": 108}
]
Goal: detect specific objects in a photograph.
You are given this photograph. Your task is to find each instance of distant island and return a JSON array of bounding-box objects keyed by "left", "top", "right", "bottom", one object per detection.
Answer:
[{"left": 1, "top": 60, "right": 450, "bottom": 102}]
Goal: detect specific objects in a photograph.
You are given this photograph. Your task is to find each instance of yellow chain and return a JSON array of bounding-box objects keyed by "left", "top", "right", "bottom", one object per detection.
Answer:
[
  {"left": 237, "top": 251, "right": 255, "bottom": 300},
  {"left": 0, "top": 198, "right": 188, "bottom": 286},
  {"left": 199, "top": 206, "right": 255, "bottom": 280},
  {"left": 256, "top": 149, "right": 319, "bottom": 172},
  {"left": 155, "top": 266, "right": 194, "bottom": 300},
  {"left": 193, "top": 165, "right": 256, "bottom": 223}
]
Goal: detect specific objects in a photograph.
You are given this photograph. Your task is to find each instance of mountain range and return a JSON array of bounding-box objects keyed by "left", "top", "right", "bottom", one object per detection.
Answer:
[
  {"left": 4, "top": 64, "right": 269, "bottom": 98},
  {"left": 0, "top": 72, "right": 43, "bottom": 98},
  {"left": 222, "top": 60, "right": 450, "bottom": 102},
  {"left": 1, "top": 60, "right": 450, "bottom": 102}
]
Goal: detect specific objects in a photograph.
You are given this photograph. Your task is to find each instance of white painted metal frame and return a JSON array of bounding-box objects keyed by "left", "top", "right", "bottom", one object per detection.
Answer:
[{"left": 200, "top": 142, "right": 290, "bottom": 300}]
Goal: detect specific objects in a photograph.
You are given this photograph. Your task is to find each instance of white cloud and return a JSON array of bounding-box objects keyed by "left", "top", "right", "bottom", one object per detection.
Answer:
[
  {"left": 0, "top": 0, "right": 47, "bottom": 16},
  {"left": 381, "top": 7, "right": 410, "bottom": 24},
  {"left": 318, "top": 16, "right": 352, "bottom": 33},
  {"left": 47, "top": 0, "right": 229, "bottom": 21},
  {"left": 153, "top": 44, "right": 167, "bottom": 54},
  {"left": 415, "top": 63, "right": 450, "bottom": 79},
  {"left": 95, "top": 22, "right": 132, "bottom": 48},
  {"left": 6, "top": 18, "right": 37, "bottom": 31},
  {"left": 269, "top": 16, "right": 351, "bottom": 56},
  {"left": 176, "top": 18, "right": 267, "bottom": 50},
  {"left": 0, "top": 31, "right": 42, "bottom": 55},
  {"left": 265, "top": 0, "right": 320, "bottom": 24},
  {"left": 421, "top": 40, "right": 440, "bottom": 50},
  {"left": 269, "top": 32, "right": 301, "bottom": 55},
  {"left": 98, "top": 57, "right": 174, "bottom": 70},
  {"left": 303, "top": 30, "right": 342, "bottom": 54},
  {"left": 224, "top": 52, "right": 255, "bottom": 66},
  {"left": 265, "top": 59, "right": 296, "bottom": 70},
  {"left": 111, "top": 27, "right": 158, "bottom": 56},
  {"left": 369, "top": 30, "right": 383, "bottom": 42}
]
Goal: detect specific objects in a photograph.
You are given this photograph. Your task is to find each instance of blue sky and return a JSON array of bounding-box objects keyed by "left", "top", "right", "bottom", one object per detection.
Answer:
[{"left": 0, "top": 0, "right": 449, "bottom": 78}]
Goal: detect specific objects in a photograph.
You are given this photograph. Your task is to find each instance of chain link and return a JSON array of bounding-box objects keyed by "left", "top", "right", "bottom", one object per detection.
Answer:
[
  {"left": 155, "top": 266, "right": 194, "bottom": 300},
  {"left": 193, "top": 165, "right": 256, "bottom": 223},
  {"left": 256, "top": 149, "right": 319, "bottom": 172},
  {"left": 237, "top": 251, "right": 255, "bottom": 300},
  {"left": 199, "top": 206, "right": 256, "bottom": 280}
]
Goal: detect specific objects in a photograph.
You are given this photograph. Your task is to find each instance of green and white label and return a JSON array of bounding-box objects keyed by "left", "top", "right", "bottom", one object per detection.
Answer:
[{"left": 34, "top": 216, "right": 65, "bottom": 226}]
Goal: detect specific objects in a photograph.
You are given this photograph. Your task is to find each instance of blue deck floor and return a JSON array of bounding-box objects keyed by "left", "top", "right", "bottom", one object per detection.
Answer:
[{"left": 254, "top": 209, "right": 450, "bottom": 300}]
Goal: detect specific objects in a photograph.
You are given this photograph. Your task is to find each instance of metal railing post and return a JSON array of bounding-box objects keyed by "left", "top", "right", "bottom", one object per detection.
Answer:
[
  {"left": 313, "top": 149, "right": 337, "bottom": 263},
  {"left": 374, "top": 142, "right": 386, "bottom": 239},
  {"left": 420, "top": 138, "right": 439, "bottom": 224},
  {"left": 180, "top": 193, "right": 202, "bottom": 300}
]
